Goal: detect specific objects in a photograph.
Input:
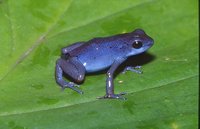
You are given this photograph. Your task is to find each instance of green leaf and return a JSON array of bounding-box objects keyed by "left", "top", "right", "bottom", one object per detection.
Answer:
[{"left": 0, "top": 0, "right": 198, "bottom": 129}]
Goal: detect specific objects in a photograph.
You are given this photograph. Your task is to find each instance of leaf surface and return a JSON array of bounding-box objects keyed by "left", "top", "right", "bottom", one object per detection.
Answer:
[{"left": 0, "top": 0, "right": 198, "bottom": 128}]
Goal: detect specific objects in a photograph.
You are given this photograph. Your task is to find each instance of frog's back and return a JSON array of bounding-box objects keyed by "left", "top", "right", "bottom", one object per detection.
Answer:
[{"left": 69, "top": 34, "right": 132, "bottom": 73}]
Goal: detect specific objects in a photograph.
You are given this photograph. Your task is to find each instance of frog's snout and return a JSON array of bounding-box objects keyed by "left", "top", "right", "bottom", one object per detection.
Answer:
[{"left": 148, "top": 37, "right": 154, "bottom": 47}]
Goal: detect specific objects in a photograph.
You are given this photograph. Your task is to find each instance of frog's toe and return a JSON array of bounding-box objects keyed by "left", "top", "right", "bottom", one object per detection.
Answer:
[
  {"left": 61, "top": 82, "right": 83, "bottom": 94},
  {"left": 68, "top": 82, "right": 80, "bottom": 87},
  {"left": 97, "top": 93, "right": 127, "bottom": 100},
  {"left": 119, "top": 92, "right": 127, "bottom": 95},
  {"left": 113, "top": 94, "right": 127, "bottom": 100},
  {"left": 134, "top": 65, "right": 142, "bottom": 69},
  {"left": 122, "top": 66, "right": 143, "bottom": 74}
]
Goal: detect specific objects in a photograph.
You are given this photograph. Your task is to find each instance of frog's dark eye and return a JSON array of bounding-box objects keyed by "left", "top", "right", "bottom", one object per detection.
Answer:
[{"left": 132, "top": 41, "right": 143, "bottom": 49}]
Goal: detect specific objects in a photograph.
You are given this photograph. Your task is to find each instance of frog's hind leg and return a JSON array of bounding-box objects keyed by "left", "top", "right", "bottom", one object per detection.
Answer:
[
  {"left": 61, "top": 42, "right": 84, "bottom": 54},
  {"left": 55, "top": 57, "right": 85, "bottom": 94}
]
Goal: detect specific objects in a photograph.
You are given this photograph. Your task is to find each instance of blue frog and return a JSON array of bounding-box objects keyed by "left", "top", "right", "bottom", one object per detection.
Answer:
[{"left": 55, "top": 29, "right": 154, "bottom": 100}]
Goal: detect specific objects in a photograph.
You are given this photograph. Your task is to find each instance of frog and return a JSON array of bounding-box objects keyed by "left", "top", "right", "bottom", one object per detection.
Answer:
[{"left": 55, "top": 29, "right": 154, "bottom": 100}]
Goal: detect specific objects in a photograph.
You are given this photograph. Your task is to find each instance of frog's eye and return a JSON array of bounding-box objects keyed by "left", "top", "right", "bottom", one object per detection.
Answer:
[{"left": 132, "top": 41, "right": 143, "bottom": 49}]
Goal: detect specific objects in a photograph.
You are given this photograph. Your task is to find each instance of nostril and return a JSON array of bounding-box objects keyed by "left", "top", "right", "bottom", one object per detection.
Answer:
[
  {"left": 149, "top": 39, "right": 154, "bottom": 45},
  {"left": 151, "top": 38, "right": 154, "bottom": 43}
]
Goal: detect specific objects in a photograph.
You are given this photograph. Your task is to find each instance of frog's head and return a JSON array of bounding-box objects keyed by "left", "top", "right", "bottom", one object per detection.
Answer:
[{"left": 127, "top": 29, "right": 154, "bottom": 56}]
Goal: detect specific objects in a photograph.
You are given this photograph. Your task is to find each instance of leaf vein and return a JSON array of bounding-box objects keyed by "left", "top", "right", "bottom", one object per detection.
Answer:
[
  {"left": 47, "top": 0, "right": 156, "bottom": 39},
  {"left": 0, "top": 0, "right": 74, "bottom": 83},
  {"left": 0, "top": 74, "right": 197, "bottom": 117}
]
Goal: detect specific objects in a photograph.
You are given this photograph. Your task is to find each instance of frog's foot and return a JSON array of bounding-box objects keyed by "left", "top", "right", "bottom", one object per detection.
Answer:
[
  {"left": 122, "top": 66, "right": 142, "bottom": 74},
  {"left": 61, "top": 82, "right": 83, "bottom": 94},
  {"left": 97, "top": 92, "right": 127, "bottom": 100}
]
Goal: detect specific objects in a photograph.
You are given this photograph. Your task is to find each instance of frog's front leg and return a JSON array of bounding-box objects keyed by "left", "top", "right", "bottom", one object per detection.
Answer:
[
  {"left": 98, "top": 58, "right": 127, "bottom": 100},
  {"left": 55, "top": 57, "right": 85, "bottom": 94}
]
